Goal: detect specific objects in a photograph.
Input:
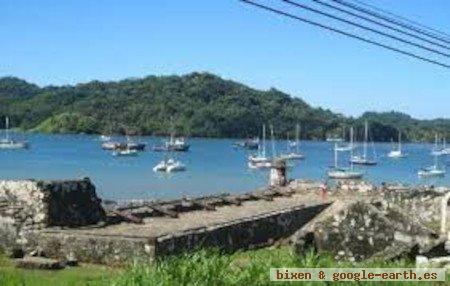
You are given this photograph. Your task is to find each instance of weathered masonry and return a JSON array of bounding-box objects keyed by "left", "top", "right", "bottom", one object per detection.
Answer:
[{"left": 0, "top": 178, "right": 330, "bottom": 264}]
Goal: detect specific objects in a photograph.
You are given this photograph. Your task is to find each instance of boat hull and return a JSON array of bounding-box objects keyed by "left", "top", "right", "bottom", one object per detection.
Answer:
[
  {"left": 327, "top": 170, "right": 363, "bottom": 179},
  {"left": 0, "top": 141, "right": 28, "bottom": 149}
]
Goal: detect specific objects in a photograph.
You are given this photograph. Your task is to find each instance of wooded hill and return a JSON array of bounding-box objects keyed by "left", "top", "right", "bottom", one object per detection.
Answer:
[{"left": 0, "top": 72, "right": 448, "bottom": 142}]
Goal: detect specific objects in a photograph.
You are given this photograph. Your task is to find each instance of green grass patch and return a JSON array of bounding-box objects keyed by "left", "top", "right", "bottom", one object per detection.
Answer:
[
  {"left": 0, "top": 255, "right": 116, "bottom": 286},
  {"left": 1, "top": 247, "right": 448, "bottom": 286}
]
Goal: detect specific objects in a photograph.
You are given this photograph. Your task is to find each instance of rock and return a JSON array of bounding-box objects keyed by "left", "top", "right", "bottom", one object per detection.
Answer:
[
  {"left": 29, "top": 246, "right": 45, "bottom": 257},
  {"left": 292, "top": 200, "right": 439, "bottom": 262},
  {"left": 415, "top": 255, "right": 429, "bottom": 267},
  {"left": 65, "top": 253, "right": 78, "bottom": 267},
  {"left": 0, "top": 178, "right": 106, "bottom": 254},
  {"left": 15, "top": 256, "right": 64, "bottom": 270}
]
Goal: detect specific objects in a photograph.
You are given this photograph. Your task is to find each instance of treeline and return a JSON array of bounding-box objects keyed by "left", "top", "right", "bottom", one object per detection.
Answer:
[{"left": 0, "top": 72, "right": 449, "bottom": 142}]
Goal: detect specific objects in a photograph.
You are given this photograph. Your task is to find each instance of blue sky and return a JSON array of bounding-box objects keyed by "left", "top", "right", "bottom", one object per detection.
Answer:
[{"left": 1, "top": 0, "right": 449, "bottom": 119}]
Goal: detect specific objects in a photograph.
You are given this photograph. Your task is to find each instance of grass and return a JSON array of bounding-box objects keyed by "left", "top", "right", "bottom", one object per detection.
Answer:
[
  {"left": 0, "top": 255, "right": 115, "bottom": 286},
  {"left": 0, "top": 247, "right": 448, "bottom": 286}
]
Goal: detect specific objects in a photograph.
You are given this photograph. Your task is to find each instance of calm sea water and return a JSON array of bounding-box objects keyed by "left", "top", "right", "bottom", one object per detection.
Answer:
[{"left": 0, "top": 133, "right": 448, "bottom": 200}]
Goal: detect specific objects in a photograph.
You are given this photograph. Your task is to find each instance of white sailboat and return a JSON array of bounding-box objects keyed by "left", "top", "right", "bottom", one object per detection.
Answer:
[
  {"left": 431, "top": 133, "right": 444, "bottom": 156},
  {"left": 280, "top": 124, "right": 305, "bottom": 160},
  {"left": 350, "top": 121, "right": 377, "bottom": 165},
  {"left": 0, "top": 117, "right": 28, "bottom": 149},
  {"left": 418, "top": 151, "right": 445, "bottom": 177},
  {"left": 336, "top": 126, "right": 355, "bottom": 152},
  {"left": 248, "top": 124, "right": 275, "bottom": 169},
  {"left": 388, "top": 130, "right": 407, "bottom": 158},
  {"left": 249, "top": 124, "right": 269, "bottom": 163},
  {"left": 327, "top": 142, "right": 363, "bottom": 179},
  {"left": 442, "top": 138, "right": 450, "bottom": 155}
]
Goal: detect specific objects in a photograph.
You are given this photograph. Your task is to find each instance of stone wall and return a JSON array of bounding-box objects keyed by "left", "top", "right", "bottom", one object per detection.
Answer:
[
  {"left": 155, "top": 203, "right": 330, "bottom": 256},
  {"left": 292, "top": 200, "right": 440, "bottom": 262},
  {"left": 24, "top": 203, "right": 330, "bottom": 264},
  {"left": 26, "top": 231, "right": 155, "bottom": 265},
  {"left": 0, "top": 178, "right": 105, "bottom": 253}
]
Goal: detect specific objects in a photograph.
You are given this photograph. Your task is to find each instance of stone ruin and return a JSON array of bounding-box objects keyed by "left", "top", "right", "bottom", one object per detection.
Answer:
[
  {"left": 0, "top": 178, "right": 105, "bottom": 255},
  {"left": 0, "top": 176, "right": 448, "bottom": 269},
  {"left": 291, "top": 186, "right": 449, "bottom": 263}
]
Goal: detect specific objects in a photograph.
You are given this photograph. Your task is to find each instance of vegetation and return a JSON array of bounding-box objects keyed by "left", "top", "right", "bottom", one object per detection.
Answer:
[
  {"left": 0, "top": 73, "right": 449, "bottom": 141},
  {"left": 1, "top": 247, "right": 447, "bottom": 286}
]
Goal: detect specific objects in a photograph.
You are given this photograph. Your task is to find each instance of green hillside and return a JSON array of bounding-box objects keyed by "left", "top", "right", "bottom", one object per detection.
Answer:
[{"left": 0, "top": 72, "right": 448, "bottom": 141}]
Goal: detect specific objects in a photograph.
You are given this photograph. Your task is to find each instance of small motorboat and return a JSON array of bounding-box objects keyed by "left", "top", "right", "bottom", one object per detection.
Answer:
[
  {"left": 234, "top": 138, "right": 259, "bottom": 150},
  {"left": 112, "top": 148, "right": 138, "bottom": 157},
  {"left": 100, "top": 135, "right": 111, "bottom": 142},
  {"left": 154, "top": 137, "right": 189, "bottom": 152},
  {"left": 102, "top": 141, "right": 119, "bottom": 150},
  {"left": 127, "top": 142, "right": 146, "bottom": 151},
  {"left": 166, "top": 161, "right": 186, "bottom": 172},
  {"left": 153, "top": 160, "right": 169, "bottom": 172},
  {"left": 153, "top": 158, "right": 186, "bottom": 172}
]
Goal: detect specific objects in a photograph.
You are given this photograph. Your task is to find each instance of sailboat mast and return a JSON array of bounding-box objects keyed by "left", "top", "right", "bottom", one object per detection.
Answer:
[
  {"left": 5, "top": 117, "right": 9, "bottom": 141},
  {"left": 398, "top": 130, "right": 402, "bottom": 152},
  {"left": 350, "top": 127, "right": 354, "bottom": 170},
  {"left": 270, "top": 125, "right": 276, "bottom": 158},
  {"left": 296, "top": 123, "right": 300, "bottom": 153},
  {"left": 262, "top": 124, "right": 266, "bottom": 157},
  {"left": 435, "top": 133, "right": 438, "bottom": 150},
  {"left": 363, "top": 120, "right": 368, "bottom": 160},
  {"left": 334, "top": 142, "right": 338, "bottom": 168},
  {"left": 286, "top": 132, "right": 289, "bottom": 152}
]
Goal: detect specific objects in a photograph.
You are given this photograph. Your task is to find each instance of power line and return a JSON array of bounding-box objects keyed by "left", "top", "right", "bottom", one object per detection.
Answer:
[
  {"left": 349, "top": 0, "right": 450, "bottom": 40},
  {"left": 238, "top": 0, "right": 449, "bottom": 68},
  {"left": 331, "top": 0, "right": 450, "bottom": 45},
  {"left": 310, "top": 0, "right": 450, "bottom": 51},
  {"left": 282, "top": 0, "right": 449, "bottom": 58}
]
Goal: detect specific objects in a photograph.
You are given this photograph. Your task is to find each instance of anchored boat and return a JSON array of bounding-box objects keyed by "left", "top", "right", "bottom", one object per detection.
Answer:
[
  {"left": 0, "top": 117, "right": 28, "bottom": 150},
  {"left": 350, "top": 121, "right": 377, "bottom": 165},
  {"left": 388, "top": 130, "right": 407, "bottom": 158},
  {"left": 280, "top": 123, "right": 305, "bottom": 160},
  {"left": 419, "top": 146, "right": 445, "bottom": 177},
  {"left": 249, "top": 124, "right": 269, "bottom": 164},
  {"left": 112, "top": 148, "right": 138, "bottom": 157},
  {"left": 328, "top": 133, "right": 363, "bottom": 179},
  {"left": 153, "top": 158, "right": 186, "bottom": 172}
]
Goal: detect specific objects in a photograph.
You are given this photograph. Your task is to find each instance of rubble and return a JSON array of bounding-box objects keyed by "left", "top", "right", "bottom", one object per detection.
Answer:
[
  {"left": 15, "top": 256, "right": 64, "bottom": 270},
  {"left": 0, "top": 178, "right": 106, "bottom": 254},
  {"left": 292, "top": 185, "right": 449, "bottom": 263}
]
